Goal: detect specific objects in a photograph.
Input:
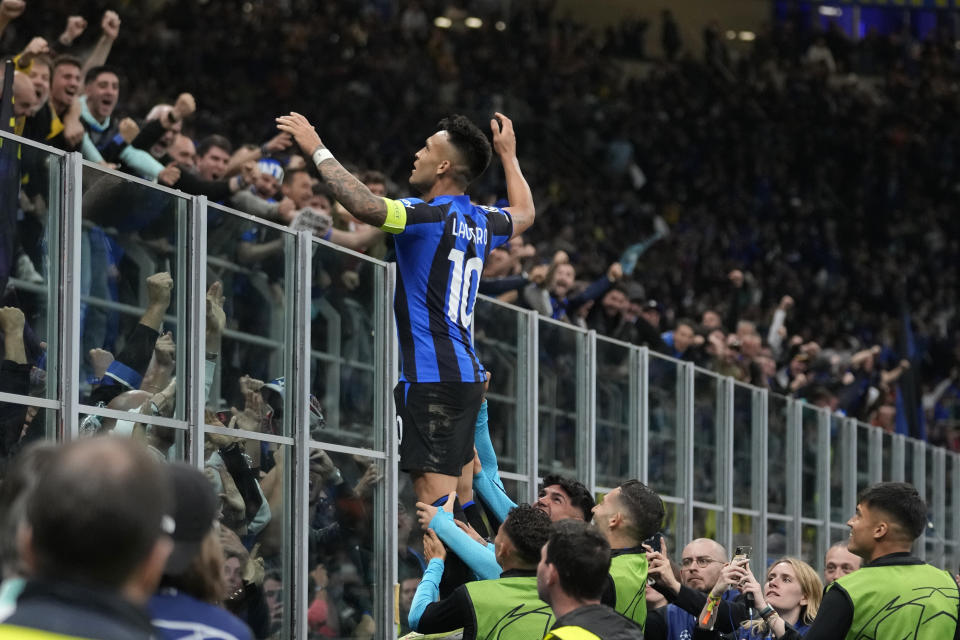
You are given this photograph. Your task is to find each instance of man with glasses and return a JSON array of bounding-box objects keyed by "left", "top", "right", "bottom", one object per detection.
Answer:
[{"left": 645, "top": 538, "right": 737, "bottom": 640}]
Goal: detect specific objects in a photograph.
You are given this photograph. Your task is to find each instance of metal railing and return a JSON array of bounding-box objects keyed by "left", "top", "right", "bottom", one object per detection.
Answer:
[{"left": 1, "top": 134, "right": 958, "bottom": 639}]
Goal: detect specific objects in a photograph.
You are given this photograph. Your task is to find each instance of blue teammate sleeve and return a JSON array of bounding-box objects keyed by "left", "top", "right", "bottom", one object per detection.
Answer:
[
  {"left": 473, "top": 471, "right": 516, "bottom": 524},
  {"left": 474, "top": 401, "right": 501, "bottom": 485},
  {"left": 428, "top": 510, "right": 501, "bottom": 580},
  {"left": 408, "top": 557, "right": 444, "bottom": 631},
  {"left": 473, "top": 401, "right": 517, "bottom": 521}
]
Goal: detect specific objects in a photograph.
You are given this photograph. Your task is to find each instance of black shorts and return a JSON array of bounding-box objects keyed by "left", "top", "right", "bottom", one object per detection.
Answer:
[{"left": 394, "top": 381, "right": 485, "bottom": 476}]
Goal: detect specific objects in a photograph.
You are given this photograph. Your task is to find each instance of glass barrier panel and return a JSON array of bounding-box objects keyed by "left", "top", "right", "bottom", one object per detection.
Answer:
[
  {"left": 2, "top": 136, "right": 61, "bottom": 403},
  {"left": 692, "top": 507, "right": 720, "bottom": 540},
  {"left": 830, "top": 525, "right": 848, "bottom": 545},
  {"left": 0, "top": 405, "right": 58, "bottom": 482},
  {"left": 830, "top": 415, "right": 845, "bottom": 523},
  {"left": 595, "top": 337, "right": 632, "bottom": 487},
  {"left": 732, "top": 383, "right": 756, "bottom": 510},
  {"left": 800, "top": 523, "right": 820, "bottom": 567},
  {"left": 882, "top": 431, "right": 893, "bottom": 481},
  {"left": 947, "top": 454, "right": 956, "bottom": 540},
  {"left": 305, "top": 448, "right": 384, "bottom": 639},
  {"left": 308, "top": 238, "right": 383, "bottom": 450},
  {"left": 79, "top": 163, "right": 190, "bottom": 419},
  {"left": 474, "top": 298, "right": 523, "bottom": 474},
  {"left": 660, "top": 501, "right": 680, "bottom": 562},
  {"left": 856, "top": 423, "right": 871, "bottom": 495},
  {"left": 538, "top": 319, "right": 581, "bottom": 479},
  {"left": 926, "top": 446, "right": 937, "bottom": 538},
  {"left": 731, "top": 514, "right": 756, "bottom": 560},
  {"left": 905, "top": 439, "right": 915, "bottom": 487},
  {"left": 203, "top": 434, "right": 291, "bottom": 639},
  {"left": 692, "top": 370, "right": 722, "bottom": 505},
  {"left": 801, "top": 406, "right": 821, "bottom": 519},
  {"left": 75, "top": 405, "right": 187, "bottom": 459},
  {"left": 205, "top": 205, "right": 294, "bottom": 439},
  {"left": 767, "top": 518, "right": 791, "bottom": 567},
  {"left": 648, "top": 353, "right": 682, "bottom": 497},
  {"left": 767, "top": 394, "right": 789, "bottom": 514}
]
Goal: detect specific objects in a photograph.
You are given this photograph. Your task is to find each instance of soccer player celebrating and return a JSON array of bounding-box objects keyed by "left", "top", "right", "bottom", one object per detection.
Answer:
[{"left": 276, "top": 111, "right": 535, "bottom": 508}]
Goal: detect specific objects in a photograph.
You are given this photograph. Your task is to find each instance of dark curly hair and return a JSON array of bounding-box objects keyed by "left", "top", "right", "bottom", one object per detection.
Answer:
[
  {"left": 618, "top": 480, "right": 664, "bottom": 542},
  {"left": 541, "top": 474, "right": 595, "bottom": 521},
  {"left": 437, "top": 115, "right": 492, "bottom": 187},
  {"left": 503, "top": 503, "right": 552, "bottom": 565}
]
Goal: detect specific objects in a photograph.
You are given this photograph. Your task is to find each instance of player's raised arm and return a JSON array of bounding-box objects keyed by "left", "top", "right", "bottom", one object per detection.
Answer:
[
  {"left": 490, "top": 112, "right": 535, "bottom": 237},
  {"left": 276, "top": 112, "right": 388, "bottom": 227}
]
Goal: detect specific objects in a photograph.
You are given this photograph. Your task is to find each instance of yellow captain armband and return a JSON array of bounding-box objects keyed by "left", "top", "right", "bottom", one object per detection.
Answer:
[{"left": 380, "top": 198, "right": 408, "bottom": 234}]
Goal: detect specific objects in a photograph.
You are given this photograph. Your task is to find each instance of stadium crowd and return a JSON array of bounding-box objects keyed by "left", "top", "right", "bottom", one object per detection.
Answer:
[{"left": 1, "top": 0, "right": 960, "bottom": 638}]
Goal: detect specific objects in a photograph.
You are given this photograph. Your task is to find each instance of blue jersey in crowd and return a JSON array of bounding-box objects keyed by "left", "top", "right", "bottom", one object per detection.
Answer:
[
  {"left": 386, "top": 195, "right": 513, "bottom": 383},
  {"left": 149, "top": 590, "right": 252, "bottom": 640}
]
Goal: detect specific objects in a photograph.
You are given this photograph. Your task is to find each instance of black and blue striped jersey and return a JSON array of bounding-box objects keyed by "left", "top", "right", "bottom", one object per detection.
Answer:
[{"left": 386, "top": 195, "right": 513, "bottom": 383}]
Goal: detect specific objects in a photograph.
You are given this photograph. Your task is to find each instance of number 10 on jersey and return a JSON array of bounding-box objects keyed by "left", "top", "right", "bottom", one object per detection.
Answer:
[{"left": 447, "top": 248, "right": 483, "bottom": 329}]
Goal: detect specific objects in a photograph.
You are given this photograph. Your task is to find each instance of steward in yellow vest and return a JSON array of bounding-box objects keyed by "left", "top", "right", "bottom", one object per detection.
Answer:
[
  {"left": 408, "top": 504, "right": 555, "bottom": 639},
  {"left": 592, "top": 480, "right": 664, "bottom": 629},
  {"left": 803, "top": 482, "right": 959, "bottom": 640},
  {"left": 538, "top": 520, "right": 644, "bottom": 640}
]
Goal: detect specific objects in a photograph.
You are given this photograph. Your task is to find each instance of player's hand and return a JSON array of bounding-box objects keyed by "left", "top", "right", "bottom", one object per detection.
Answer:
[
  {"left": 415, "top": 490, "right": 455, "bottom": 530},
  {"left": 490, "top": 112, "right": 516, "bottom": 159},
  {"left": 454, "top": 519, "right": 486, "bottom": 545},
  {"left": 423, "top": 529, "right": 447, "bottom": 562},
  {"left": 471, "top": 447, "right": 482, "bottom": 476},
  {"left": 275, "top": 112, "right": 323, "bottom": 156}
]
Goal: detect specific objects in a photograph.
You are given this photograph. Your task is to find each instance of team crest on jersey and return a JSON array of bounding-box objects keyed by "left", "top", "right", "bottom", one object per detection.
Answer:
[{"left": 479, "top": 205, "right": 500, "bottom": 213}]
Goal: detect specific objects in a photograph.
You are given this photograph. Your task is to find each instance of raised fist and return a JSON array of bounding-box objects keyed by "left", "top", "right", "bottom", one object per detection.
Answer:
[
  {"left": 146, "top": 271, "right": 174, "bottom": 308},
  {"left": 63, "top": 15, "right": 87, "bottom": 41},
  {"left": 118, "top": 117, "right": 139, "bottom": 143},
  {"left": 607, "top": 261, "right": 623, "bottom": 282},
  {"left": 0, "top": 0, "right": 26, "bottom": 21},
  {"left": 22, "top": 37, "right": 49, "bottom": 60},
  {"left": 101, "top": 10, "right": 120, "bottom": 40},
  {"left": 172, "top": 93, "right": 196, "bottom": 121}
]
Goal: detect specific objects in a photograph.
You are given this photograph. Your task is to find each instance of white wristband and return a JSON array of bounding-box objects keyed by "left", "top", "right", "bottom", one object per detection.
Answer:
[{"left": 312, "top": 146, "right": 334, "bottom": 166}]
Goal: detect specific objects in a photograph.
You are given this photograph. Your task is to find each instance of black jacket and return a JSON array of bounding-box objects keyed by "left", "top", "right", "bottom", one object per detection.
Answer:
[
  {"left": 548, "top": 604, "right": 645, "bottom": 639},
  {"left": 2, "top": 578, "right": 154, "bottom": 639}
]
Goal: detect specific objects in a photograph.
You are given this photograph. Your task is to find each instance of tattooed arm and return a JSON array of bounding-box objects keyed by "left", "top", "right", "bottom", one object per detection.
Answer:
[{"left": 276, "top": 112, "right": 387, "bottom": 227}]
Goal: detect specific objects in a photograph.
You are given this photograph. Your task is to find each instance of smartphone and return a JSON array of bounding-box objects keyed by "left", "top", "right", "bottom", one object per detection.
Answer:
[
  {"left": 643, "top": 534, "right": 662, "bottom": 553},
  {"left": 733, "top": 546, "right": 754, "bottom": 603}
]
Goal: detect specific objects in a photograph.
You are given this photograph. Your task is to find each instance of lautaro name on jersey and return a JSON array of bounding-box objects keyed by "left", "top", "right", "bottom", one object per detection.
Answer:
[{"left": 381, "top": 195, "right": 513, "bottom": 384}]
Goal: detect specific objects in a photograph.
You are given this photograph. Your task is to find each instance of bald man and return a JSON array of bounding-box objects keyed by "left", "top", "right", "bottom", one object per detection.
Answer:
[
  {"left": 645, "top": 537, "right": 740, "bottom": 640},
  {"left": 1, "top": 69, "right": 39, "bottom": 128},
  {"left": 823, "top": 542, "right": 861, "bottom": 585}
]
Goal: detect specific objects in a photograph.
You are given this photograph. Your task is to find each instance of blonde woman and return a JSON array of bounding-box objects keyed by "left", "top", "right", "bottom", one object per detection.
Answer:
[{"left": 695, "top": 557, "right": 822, "bottom": 639}]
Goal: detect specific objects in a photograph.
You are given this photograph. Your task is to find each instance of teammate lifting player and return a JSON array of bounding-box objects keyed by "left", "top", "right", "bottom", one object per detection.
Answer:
[{"left": 276, "top": 111, "right": 535, "bottom": 508}]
